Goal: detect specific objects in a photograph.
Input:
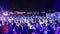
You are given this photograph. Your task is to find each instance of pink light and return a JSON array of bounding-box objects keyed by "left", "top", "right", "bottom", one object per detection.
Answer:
[
  {"left": 3, "top": 12, "right": 8, "bottom": 16},
  {"left": 4, "top": 18, "right": 6, "bottom": 21}
]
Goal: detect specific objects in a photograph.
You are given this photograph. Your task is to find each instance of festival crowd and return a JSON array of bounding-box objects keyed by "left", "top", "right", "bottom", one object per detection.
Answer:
[{"left": 0, "top": 16, "right": 60, "bottom": 34}]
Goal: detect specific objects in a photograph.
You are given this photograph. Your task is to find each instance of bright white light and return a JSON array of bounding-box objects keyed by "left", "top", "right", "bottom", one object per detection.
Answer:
[
  {"left": 4, "top": 18, "right": 6, "bottom": 21},
  {"left": 44, "top": 31, "right": 47, "bottom": 33},
  {"left": 13, "top": 29, "right": 15, "bottom": 31},
  {"left": 24, "top": 19, "right": 26, "bottom": 22},
  {"left": 12, "top": 23, "right": 13, "bottom": 25},
  {"left": 3, "top": 12, "right": 8, "bottom": 16},
  {"left": 8, "top": 18, "right": 12, "bottom": 23},
  {"left": 51, "top": 14, "right": 54, "bottom": 17},
  {"left": 11, "top": 18, "right": 14, "bottom": 20},
  {"left": 46, "top": 24, "right": 48, "bottom": 26}
]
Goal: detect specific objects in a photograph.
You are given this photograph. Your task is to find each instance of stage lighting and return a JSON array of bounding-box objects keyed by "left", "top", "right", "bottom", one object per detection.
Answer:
[
  {"left": 13, "top": 29, "right": 15, "bottom": 31},
  {"left": 4, "top": 18, "right": 6, "bottom": 21},
  {"left": 3, "top": 12, "right": 8, "bottom": 16}
]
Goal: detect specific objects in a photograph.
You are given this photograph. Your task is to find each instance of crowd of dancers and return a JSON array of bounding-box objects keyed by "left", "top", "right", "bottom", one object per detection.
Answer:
[{"left": 0, "top": 15, "right": 60, "bottom": 34}]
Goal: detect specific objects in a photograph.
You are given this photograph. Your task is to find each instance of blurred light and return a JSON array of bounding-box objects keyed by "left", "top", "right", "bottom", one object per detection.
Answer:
[
  {"left": 9, "top": 12, "right": 14, "bottom": 15},
  {"left": 11, "top": 18, "right": 14, "bottom": 20},
  {"left": 39, "top": 21, "right": 43, "bottom": 25},
  {"left": 2, "top": 21, "right": 4, "bottom": 25},
  {"left": 27, "top": 12, "right": 32, "bottom": 14},
  {"left": 49, "top": 10, "right": 52, "bottom": 11},
  {"left": 3, "top": 12, "right": 8, "bottom": 16},
  {"left": 41, "top": 12, "right": 45, "bottom": 14},
  {"left": 24, "top": 18, "right": 27, "bottom": 22},
  {"left": 46, "top": 16, "right": 49, "bottom": 19},
  {"left": 44, "top": 31, "right": 47, "bottom": 34},
  {"left": 12, "top": 23, "right": 13, "bottom": 25},
  {"left": 57, "top": 27, "right": 60, "bottom": 28},
  {"left": 17, "top": 12, "right": 25, "bottom": 14},
  {"left": 58, "top": 13, "right": 60, "bottom": 15},
  {"left": 8, "top": 18, "right": 12, "bottom": 23},
  {"left": 4, "top": 18, "right": 6, "bottom": 21},
  {"left": 0, "top": 24, "right": 2, "bottom": 26},
  {"left": 51, "top": 14, "right": 54, "bottom": 17},
  {"left": 32, "top": 26, "right": 36, "bottom": 30},
  {"left": 7, "top": 22, "right": 8, "bottom": 25},
  {"left": 58, "top": 15, "right": 60, "bottom": 18},
  {"left": 13, "top": 29, "right": 15, "bottom": 31},
  {"left": 46, "top": 24, "right": 48, "bottom": 26}
]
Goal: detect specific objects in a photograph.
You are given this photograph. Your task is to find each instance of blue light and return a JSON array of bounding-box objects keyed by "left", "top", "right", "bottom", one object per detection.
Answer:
[{"left": 13, "top": 29, "right": 15, "bottom": 31}]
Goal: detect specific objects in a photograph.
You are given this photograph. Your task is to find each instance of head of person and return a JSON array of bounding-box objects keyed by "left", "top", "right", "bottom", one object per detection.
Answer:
[{"left": 4, "top": 21, "right": 7, "bottom": 25}]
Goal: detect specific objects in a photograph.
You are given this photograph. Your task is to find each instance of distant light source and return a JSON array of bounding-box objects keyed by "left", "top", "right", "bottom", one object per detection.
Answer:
[
  {"left": 3, "top": 12, "right": 8, "bottom": 16},
  {"left": 4, "top": 18, "right": 6, "bottom": 21},
  {"left": 9, "top": 12, "right": 14, "bottom": 15},
  {"left": 13, "top": 29, "right": 15, "bottom": 31},
  {"left": 49, "top": 10, "right": 52, "bottom": 11},
  {"left": 17, "top": 12, "right": 25, "bottom": 14},
  {"left": 41, "top": 12, "right": 45, "bottom": 13}
]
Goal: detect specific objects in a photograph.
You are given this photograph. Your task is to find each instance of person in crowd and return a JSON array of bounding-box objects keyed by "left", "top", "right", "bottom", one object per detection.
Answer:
[
  {"left": 0, "top": 21, "right": 2, "bottom": 34},
  {"left": 0, "top": 16, "right": 60, "bottom": 34},
  {"left": 3, "top": 21, "right": 8, "bottom": 34}
]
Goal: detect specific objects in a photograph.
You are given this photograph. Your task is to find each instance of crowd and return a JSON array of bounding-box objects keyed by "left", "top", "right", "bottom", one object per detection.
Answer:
[{"left": 0, "top": 16, "right": 60, "bottom": 34}]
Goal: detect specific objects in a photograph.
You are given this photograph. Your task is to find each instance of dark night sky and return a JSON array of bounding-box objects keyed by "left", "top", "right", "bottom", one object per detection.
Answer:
[{"left": 0, "top": 0, "right": 58, "bottom": 12}]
